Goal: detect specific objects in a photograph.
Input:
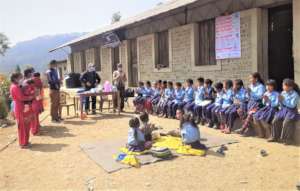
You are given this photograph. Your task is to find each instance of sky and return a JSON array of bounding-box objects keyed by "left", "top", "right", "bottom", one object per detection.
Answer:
[{"left": 0, "top": 0, "right": 165, "bottom": 45}]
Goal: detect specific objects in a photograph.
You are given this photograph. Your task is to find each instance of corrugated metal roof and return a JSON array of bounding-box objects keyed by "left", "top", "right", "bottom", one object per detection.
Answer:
[{"left": 50, "top": 0, "right": 198, "bottom": 52}]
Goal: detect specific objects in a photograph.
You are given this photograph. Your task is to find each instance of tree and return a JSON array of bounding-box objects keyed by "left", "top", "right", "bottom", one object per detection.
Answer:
[
  {"left": 111, "top": 12, "right": 121, "bottom": 24},
  {"left": 15, "top": 65, "right": 21, "bottom": 73},
  {"left": 0, "top": 33, "right": 9, "bottom": 56}
]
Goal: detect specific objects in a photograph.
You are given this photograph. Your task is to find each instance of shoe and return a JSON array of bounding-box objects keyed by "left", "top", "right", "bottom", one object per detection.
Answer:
[
  {"left": 92, "top": 111, "right": 96, "bottom": 115},
  {"left": 208, "top": 122, "right": 214, "bottom": 128},
  {"left": 20, "top": 144, "right": 32, "bottom": 149},
  {"left": 52, "top": 119, "right": 60, "bottom": 123},
  {"left": 223, "top": 128, "right": 231, "bottom": 134}
]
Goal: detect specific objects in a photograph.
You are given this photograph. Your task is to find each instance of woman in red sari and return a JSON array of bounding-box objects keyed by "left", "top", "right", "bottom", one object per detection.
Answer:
[{"left": 10, "top": 73, "right": 34, "bottom": 149}]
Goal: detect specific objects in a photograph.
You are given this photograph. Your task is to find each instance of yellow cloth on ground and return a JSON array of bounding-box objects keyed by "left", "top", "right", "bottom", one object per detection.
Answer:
[
  {"left": 113, "top": 154, "right": 140, "bottom": 168},
  {"left": 119, "top": 147, "right": 149, "bottom": 155},
  {"left": 154, "top": 136, "right": 206, "bottom": 156}
]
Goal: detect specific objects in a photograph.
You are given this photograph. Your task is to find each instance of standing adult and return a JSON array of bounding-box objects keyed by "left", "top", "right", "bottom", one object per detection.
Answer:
[
  {"left": 46, "top": 60, "right": 61, "bottom": 123},
  {"left": 80, "top": 63, "right": 101, "bottom": 114},
  {"left": 10, "top": 73, "right": 34, "bottom": 149},
  {"left": 113, "top": 63, "right": 127, "bottom": 112}
]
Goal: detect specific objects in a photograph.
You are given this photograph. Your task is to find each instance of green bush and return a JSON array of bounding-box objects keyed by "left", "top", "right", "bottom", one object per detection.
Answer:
[
  {"left": 0, "top": 76, "right": 10, "bottom": 119},
  {"left": 0, "top": 97, "right": 8, "bottom": 119}
]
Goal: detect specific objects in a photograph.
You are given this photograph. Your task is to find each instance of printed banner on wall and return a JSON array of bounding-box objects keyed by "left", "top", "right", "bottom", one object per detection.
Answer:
[{"left": 216, "top": 12, "right": 241, "bottom": 59}]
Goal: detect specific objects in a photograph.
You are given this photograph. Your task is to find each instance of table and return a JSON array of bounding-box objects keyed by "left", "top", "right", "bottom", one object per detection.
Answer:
[{"left": 78, "top": 91, "right": 121, "bottom": 117}]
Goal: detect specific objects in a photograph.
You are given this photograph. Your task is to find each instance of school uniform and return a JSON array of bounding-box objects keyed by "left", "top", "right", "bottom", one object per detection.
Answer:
[
  {"left": 224, "top": 88, "right": 248, "bottom": 130},
  {"left": 181, "top": 122, "right": 205, "bottom": 150},
  {"left": 191, "top": 86, "right": 205, "bottom": 120},
  {"left": 180, "top": 86, "right": 194, "bottom": 112},
  {"left": 199, "top": 86, "right": 214, "bottom": 121},
  {"left": 168, "top": 88, "right": 185, "bottom": 118},
  {"left": 151, "top": 88, "right": 161, "bottom": 105},
  {"left": 204, "top": 91, "right": 223, "bottom": 127},
  {"left": 144, "top": 87, "right": 155, "bottom": 112},
  {"left": 219, "top": 88, "right": 234, "bottom": 124},
  {"left": 127, "top": 127, "right": 146, "bottom": 152},
  {"left": 133, "top": 87, "right": 146, "bottom": 111},
  {"left": 156, "top": 88, "right": 174, "bottom": 115},
  {"left": 241, "top": 83, "right": 266, "bottom": 131},
  {"left": 271, "top": 90, "right": 299, "bottom": 143},
  {"left": 254, "top": 91, "right": 279, "bottom": 123}
]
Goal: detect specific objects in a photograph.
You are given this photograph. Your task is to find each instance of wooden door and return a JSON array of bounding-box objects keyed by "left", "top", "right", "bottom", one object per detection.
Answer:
[{"left": 268, "top": 4, "right": 293, "bottom": 89}]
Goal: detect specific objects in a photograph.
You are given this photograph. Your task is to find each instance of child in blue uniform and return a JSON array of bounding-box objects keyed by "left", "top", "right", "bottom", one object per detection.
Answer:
[
  {"left": 144, "top": 81, "right": 155, "bottom": 113},
  {"left": 253, "top": 79, "right": 279, "bottom": 138},
  {"left": 205, "top": 82, "right": 224, "bottom": 128},
  {"left": 161, "top": 81, "right": 175, "bottom": 117},
  {"left": 191, "top": 78, "right": 206, "bottom": 123},
  {"left": 176, "top": 109, "right": 207, "bottom": 150},
  {"left": 219, "top": 80, "right": 234, "bottom": 133},
  {"left": 223, "top": 79, "right": 248, "bottom": 133},
  {"left": 269, "top": 79, "right": 300, "bottom": 145},
  {"left": 151, "top": 81, "right": 161, "bottom": 106},
  {"left": 180, "top": 79, "right": 195, "bottom": 112},
  {"left": 168, "top": 82, "right": 185, "bottom": 118},
  {"left": 236, "top": 72, "right": 266, "bottom": 136},
  {"left": 200, "top": 79, "right": 214, "bottom": 124},
  {"left": 133, "top": 81, "right": 146, "bottom": 113},
  {"left": 127, "top": 117, "right": 152, "bottom": 152}
]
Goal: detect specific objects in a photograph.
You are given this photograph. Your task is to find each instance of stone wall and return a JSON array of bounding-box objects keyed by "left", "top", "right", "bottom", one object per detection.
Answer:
[
  {"left": 99, "top": 47, "right": 112, "bottom": 82},
  {"left": 137, "top": 8, "right": 260, "bottom": 85}
]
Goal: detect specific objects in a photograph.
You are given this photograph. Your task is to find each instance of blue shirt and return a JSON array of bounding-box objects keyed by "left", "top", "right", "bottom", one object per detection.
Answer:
[
  {"left": 183, "top": 86, "right": 194, "bottom": 102},
  {"left": 249, "top": 83, "right": 265, "bottom": 101},
  {"left": 234, "top": 88, "right": 248, "bottom": 103},
  {"left": 152, "top": 88, "right": 161, "bottom": 97},
  {"left": 215, "top": 92, "right": 223, "bottom": 106},
  {"left": 127, "top": 127, "right": 145, "bottom": 146},
  {"left": 263, "top": 91, "right": 279, "bottom": 107},
  {"left": 164, "top": 88, "right": 175, "bottom": 99},
  {"left": 46, "top": 68, "right": 60, "bottom": 90},
  {"left": 195, "top": 86, "right": 205, "bottom": 105},
  {"left": 281, "top": 90, "right": 300, "bottom": 109},
  {"left": 143, "top": 87, "right": 153, "bottom": 97},
  {"left": 204, "top": 86, "right": 214, "bottom": 100},
  {"left": 180, "top": 122, "right": 200, "bottom": 144},
  {"left": 136, "top": 87, "right": 145, "bottom": 96},
  {"left": 173, "top": 88, "right": 185, "bottom": 104},
  {"left": 222, "top": 89, "right": 234, "bottom": 108}
]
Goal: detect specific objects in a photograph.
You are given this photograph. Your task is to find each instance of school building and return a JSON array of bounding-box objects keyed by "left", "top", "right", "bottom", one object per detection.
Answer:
[{"left": 51, "top": 0, "right": 300, "bottom": 88}]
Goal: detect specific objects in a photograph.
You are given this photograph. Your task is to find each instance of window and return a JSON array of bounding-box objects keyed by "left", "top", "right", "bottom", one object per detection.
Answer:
[
  {"left": 197, "top": 19, "right": 216, "bottom": 66},
  {"left": 112, "top": 47, "right": 120, "bottom": 72},
  {"left": 155, "top": 30, "right": 169, "bottom": 69},
  {"left": 95, "top": 47, "right": 101, "bottom": 71}
]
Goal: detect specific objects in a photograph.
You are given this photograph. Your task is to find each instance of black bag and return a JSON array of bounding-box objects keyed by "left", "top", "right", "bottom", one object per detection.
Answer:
[{"left": 125, "top": 88, "right": 135, "bottom": 97}]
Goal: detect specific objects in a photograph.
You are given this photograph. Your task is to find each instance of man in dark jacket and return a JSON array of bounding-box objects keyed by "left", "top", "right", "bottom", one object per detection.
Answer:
[
  {"left": 80, "top": 63, "right": 101, "bottom": 114},
  {"left": 46, "top": 60, "right": 61, "bottom": 122}
]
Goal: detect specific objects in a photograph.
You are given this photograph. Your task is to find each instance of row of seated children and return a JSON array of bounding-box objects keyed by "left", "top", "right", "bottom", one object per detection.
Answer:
[
  {"left": 133, "top": 72, "right": 300, "bottom": 145},
  {"left": 127, "top": 111, "right": 206, "bottom": 152}
]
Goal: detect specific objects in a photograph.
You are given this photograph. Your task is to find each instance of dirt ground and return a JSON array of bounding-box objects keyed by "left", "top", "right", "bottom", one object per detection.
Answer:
[{"left": 0, "top": 101, "right": 299, "bottom": 191}]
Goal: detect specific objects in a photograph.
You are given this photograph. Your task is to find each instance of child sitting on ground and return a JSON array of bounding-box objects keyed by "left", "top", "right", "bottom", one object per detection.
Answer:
[
  {"left": 139, "top": 112, "right": 156, "bottom": 141},
  {"left": 127, "top": 117, "right": 152, "bottom": 152}
]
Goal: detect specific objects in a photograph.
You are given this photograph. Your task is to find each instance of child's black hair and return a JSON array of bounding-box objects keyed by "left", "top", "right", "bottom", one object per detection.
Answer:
[
  {"left": 197, "top": 77, "right": 205, "bottom": 84},
  {"left": 251, "top": 72, "right": 264, "bottom": 85},
  {"left": 129, "top": 117, "right": 140, "bottom": 128},
  {"left": 214, "top": 82, "right": 223, "bottom": 91},
  {"left": 163, "top": 81, "right": 167, "bottom": 85},
  {"left": 139, "top": 112, "right": 149, "bottom": 123},
  {"left": 266, "top": 79, "right": 277, "bottom": 90},
  {"left": 175, "top": 82, "right": 182, "bottom": 87},
  {"left": 186, "top": 79, "right": 193, "bottom": 85},
  {"left": 179, "top": 111, "right": 198, "bottom": 129},
  {"left": 283, "top": 78, "right": 300, "bottom": 95},
  {"left": 234, "top": 79, "right": 244, "bottom": 88},
  {"left": 224, "top": 79, "right": 233, "bottom": 89},
  {"left": 167, "top": 81, "right": 173, "bottom": 87},
  {"left": 24, "top": 68, "right": 33, "bottom": 78},
  {"left": 10, "top": 73, "right": 22, "bottom": 83},
  {"left": 158, "top": 80, "right": 162, "bottom": 84},
  {"left": 146, "top": 81, "right": 151, "bottom": 86},
  {"left": 33, "top": 72, "right": 41, "bottom": 78},
  {"left": 205, "top": 79, "right": 213, "bottom": 86},
  {"left": 138, "top": 81, "right": 144, "bottom": 86}
]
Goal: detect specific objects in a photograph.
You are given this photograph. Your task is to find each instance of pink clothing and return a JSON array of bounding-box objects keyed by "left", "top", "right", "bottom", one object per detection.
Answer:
[{"left": 10, "top": 83, "right": 34, "bottom": 146}]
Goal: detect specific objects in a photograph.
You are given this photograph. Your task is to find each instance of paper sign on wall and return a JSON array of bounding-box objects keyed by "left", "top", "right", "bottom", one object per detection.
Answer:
[{"left": 216, "top": 12, "right": 241, "bottom": 59}]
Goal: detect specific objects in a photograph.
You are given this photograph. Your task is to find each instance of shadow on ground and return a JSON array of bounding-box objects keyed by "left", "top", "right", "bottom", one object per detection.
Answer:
[
  {"left": 29, "top": 143, "right": 68, "bottom": 152},
  {"left": 40, "top": 126, "right": 75, "bottom": 138}
]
